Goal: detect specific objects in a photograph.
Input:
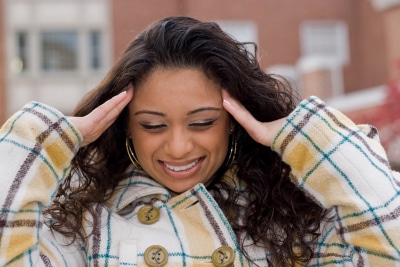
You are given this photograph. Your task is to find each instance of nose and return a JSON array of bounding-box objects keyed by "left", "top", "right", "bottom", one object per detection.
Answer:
[{"left": 164, "top": 128, "right": 194, "bottom": 159}]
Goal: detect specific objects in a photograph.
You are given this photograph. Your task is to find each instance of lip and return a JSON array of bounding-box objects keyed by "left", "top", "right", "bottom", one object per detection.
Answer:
[{"left": 159, "top": 157, "right": 205, "bottom": 179}]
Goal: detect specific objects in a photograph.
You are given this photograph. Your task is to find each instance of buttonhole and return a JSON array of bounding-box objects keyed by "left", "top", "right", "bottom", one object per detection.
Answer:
[{"left": 184, "top": 200, "right": 199, "bottom": 209}]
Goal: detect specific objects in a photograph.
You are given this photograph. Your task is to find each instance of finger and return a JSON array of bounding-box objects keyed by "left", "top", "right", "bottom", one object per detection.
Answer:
[
  {"left": 87, "top": 85, "right": 134, "bottom": 130},
  {"left": 222, "top": 90, "right": 270, "bottom": 145},
  {"left": 71, "top": 85, "right": 134, "bottom": 147}
]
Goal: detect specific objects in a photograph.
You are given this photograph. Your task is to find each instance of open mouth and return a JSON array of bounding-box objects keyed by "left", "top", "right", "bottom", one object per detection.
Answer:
[{"left": 164, "top": 158, "right": 201, "bottom": 172}]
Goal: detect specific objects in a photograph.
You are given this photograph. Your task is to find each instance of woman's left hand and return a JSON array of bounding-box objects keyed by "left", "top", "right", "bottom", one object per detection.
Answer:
[{"left": 222, "top": 90, "right": 286, "bottom": 147}]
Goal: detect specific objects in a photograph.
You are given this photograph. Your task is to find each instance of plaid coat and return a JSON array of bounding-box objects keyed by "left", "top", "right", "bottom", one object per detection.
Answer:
[{"left": 1, "top": 96, "right": 400, "bottom": 266}]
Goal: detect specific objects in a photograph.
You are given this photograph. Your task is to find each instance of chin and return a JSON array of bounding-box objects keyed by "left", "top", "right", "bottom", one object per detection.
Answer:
[{"left": 168, "top": 183, "right": 197, "bottom": 196}]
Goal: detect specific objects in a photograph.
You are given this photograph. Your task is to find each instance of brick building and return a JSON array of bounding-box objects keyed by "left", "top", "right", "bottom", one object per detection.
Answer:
[
  {"left": 111, "top": 0, "right": 388, "bottom": 98},
  {"left": 0, "top": 0, "right": 399, "bottom": 166},
  {"left": 0, "top": 0, "right": 390, "bottom": 117},
  {"left": 0, "top": 1, "right": 5, "bottom": 124}
]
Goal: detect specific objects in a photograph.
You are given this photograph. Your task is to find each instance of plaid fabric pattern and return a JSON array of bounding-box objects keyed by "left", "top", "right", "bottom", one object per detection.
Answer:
[
  {"left": 1, "top": 97, "right": 399, "bottom": 266},
  {"left": 0, "top": 102, "right": 83, "bottom": 266},
  {"left": 273, "top": 96, "right": 400, "bottom": 266}
]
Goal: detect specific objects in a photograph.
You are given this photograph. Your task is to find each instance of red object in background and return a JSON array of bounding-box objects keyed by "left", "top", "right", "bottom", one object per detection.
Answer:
[
  {"left": 372, "top": 60, "right": 400, "bottom": 170},
  {"left": 377, "top": 80, "right": 400, "bottom": 148},
  {"left": 376, "top": 59, "right": 400, "bottom": 149},
  {"left": 347, "top": 59, "right": 400, "bottom": 170}
]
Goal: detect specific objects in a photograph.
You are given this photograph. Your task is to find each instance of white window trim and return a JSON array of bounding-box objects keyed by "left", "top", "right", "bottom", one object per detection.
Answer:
[
  {"left": 370, "top": 0, "right": 400, "bottom": 11},
  {"left": 326, "top": 85, "right": 386, "bottom": 112}
]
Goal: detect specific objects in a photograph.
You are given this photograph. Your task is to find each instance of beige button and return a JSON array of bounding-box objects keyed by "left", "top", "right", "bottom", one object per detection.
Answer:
[
  {"left": 137, "top": 205, "right": 160, "bottom": 225},
  {"left": 211, "top": 246, "right": 235, "bottom": 267},
  {"left": 144, "top": 245, "right": 168, "bottom": 267}
]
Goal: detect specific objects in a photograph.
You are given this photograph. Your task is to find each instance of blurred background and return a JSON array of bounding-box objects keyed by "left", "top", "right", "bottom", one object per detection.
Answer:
[{"left": 0, "top": 0, "right": 399, "bottom": 169}]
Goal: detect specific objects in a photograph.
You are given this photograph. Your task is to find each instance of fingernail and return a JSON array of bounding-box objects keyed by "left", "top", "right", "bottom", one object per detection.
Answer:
[{"left": 223, "top": 99, "right": 232, "bottom": 106}]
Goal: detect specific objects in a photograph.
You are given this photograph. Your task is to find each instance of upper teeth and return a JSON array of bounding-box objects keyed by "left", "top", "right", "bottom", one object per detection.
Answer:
[{"left": 165, "top": 160, "right": 199, "bottom": 171}]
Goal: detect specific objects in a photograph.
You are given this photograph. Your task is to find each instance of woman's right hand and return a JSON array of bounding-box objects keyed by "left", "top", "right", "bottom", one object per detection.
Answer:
[{"left": 68, "top": 85, "right": 134, "bottom": 147}]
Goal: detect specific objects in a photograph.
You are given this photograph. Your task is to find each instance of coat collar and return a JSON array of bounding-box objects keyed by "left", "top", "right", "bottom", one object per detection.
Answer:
[{"left": 105, "top": 165, "right": 248, "bottom": 213}]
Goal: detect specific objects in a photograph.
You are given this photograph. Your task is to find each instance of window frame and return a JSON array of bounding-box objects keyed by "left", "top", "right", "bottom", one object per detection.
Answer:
[
  {"left": 12, "top": 28, "right": 105, "bottom": 75},
  {"left": 300, "top": 20, "right": 349, "bottom": 65}
]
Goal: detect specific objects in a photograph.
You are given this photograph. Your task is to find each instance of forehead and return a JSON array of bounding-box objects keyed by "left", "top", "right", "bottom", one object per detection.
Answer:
[{"left": 132, "top": 68, "right": 222, "bottom": 107}]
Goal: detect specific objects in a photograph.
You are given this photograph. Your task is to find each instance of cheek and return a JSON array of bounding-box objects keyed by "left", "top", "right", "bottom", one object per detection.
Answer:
[
  {"left": 129, "top": 127, "right": 156, "bottom": 162},
  {"left": 131, "top": 139, "right": 162, "bottom": 169},
  {"left": 201, "top": 129, "right": 230, "bottom": 159}
]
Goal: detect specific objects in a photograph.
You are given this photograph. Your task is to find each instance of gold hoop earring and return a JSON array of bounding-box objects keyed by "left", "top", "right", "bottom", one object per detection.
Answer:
[
  {"left": 223, "top": 134, "right": 237, "bottom": 169},
  {"left": 125, "top": 137, "right": 142, "bottom": 169}
]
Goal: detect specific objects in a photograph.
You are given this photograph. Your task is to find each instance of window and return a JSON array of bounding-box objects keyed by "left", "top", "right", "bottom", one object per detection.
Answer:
[
  {"left": 89, "top": 31, "right": 102, "bottom": 70},
  {"left": 15, "top": 32, "right": 28, "bottom": 73},
  {"left": 300, "top": 21, "right": 349, "bottom": 65},
  {"left": 13, "top": 29, "right": 105, "bottom": 74},
  {"left": 298, "top": 21, "right": 349, "bottom": 97},
  {"left": 41, "top": 31, "right": 78, "bottom": 71}
]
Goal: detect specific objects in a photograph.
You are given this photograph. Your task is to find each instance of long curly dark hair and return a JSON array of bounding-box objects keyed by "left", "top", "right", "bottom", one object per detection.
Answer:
[{"left": 45, "top": 16, "right": 328, "bottom": 266}]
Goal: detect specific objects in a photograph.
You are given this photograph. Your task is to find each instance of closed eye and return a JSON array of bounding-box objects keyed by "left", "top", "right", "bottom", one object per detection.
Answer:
[
  {"left": 189, "top": 119, "right": 217, "bottom": 128},
  {"left": 140, "top": 124, "right": 166, "bottom": 130}
]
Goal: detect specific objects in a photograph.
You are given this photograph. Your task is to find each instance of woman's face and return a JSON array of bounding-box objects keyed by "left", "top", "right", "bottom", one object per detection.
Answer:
[{"left": 128, "top": 68, "right": 231, "bottom": 195}]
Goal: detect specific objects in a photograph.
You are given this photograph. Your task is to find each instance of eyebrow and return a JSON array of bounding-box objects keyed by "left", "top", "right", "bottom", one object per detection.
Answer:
[
  {"left": 134, "top": 107, "right": 221, "bottom": 117},
  {"left": 134, "top": 110, "right": 166, "bottom": 116},
  {"left": 186, "top": 107, "right": 221, "bottom": 115}
]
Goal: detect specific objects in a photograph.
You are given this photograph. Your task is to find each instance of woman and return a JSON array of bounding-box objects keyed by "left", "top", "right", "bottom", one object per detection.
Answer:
[{"left": 1, "top": 16, "right": 399, "bottom": 267}]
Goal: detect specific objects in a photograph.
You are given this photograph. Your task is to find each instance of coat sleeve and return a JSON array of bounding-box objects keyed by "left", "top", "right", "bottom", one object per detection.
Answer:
[
  {"left": 271, "top": 96, "right": 400, "bottom": 265},
  {"left": 0, "top": 102, "right": 86, "bottom": 266}
]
